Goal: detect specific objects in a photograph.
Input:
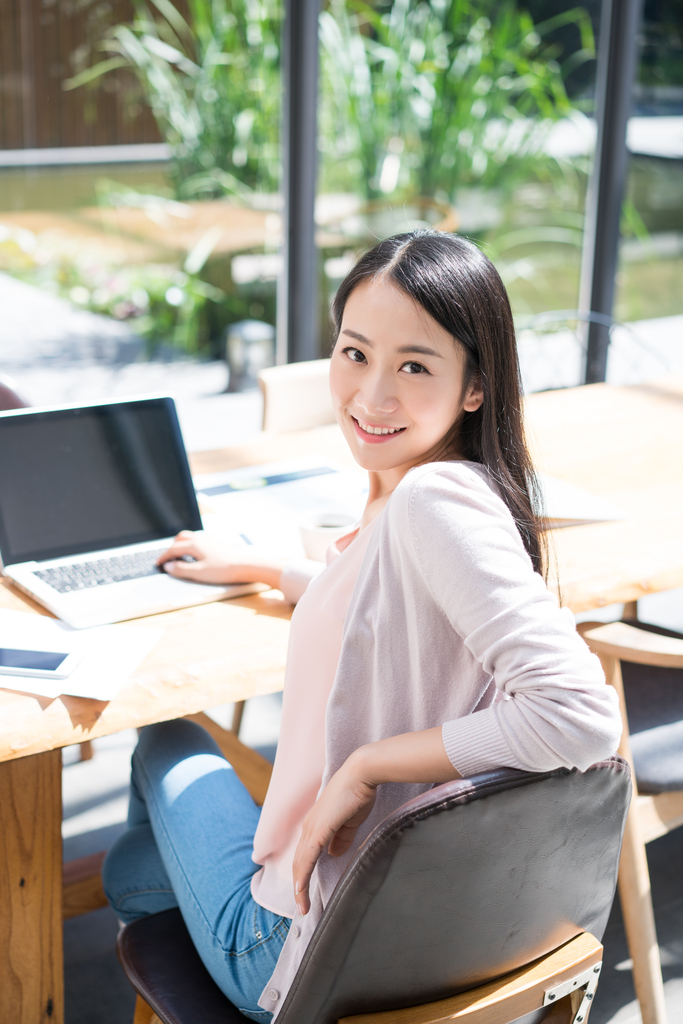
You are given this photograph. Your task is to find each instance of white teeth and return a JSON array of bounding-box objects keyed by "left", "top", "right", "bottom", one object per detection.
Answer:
[{"left": 357, "top": 418, "right": 402, "bottom": 436}]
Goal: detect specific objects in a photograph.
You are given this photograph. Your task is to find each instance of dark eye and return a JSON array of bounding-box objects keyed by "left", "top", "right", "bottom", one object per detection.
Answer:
[
  {"left": 343, "top": 346, "right": 367, "bottom": 364},
  {"left": 401, "top": 361, "right": 428, "bottom": 375}
]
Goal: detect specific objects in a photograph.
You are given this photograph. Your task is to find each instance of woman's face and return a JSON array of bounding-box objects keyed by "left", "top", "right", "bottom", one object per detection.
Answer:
[{"left": 330, "top": 277, "right": 483, "bottom": 477}]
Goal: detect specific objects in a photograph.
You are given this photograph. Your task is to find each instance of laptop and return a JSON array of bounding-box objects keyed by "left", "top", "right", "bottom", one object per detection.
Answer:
[{"left": 0, "top": 395, "right": 263, "bottom": 629}]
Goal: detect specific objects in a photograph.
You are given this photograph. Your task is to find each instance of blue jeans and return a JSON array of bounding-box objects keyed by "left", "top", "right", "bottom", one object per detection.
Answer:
[{"left": 102, "top": 719, "right": 290, "bottom": 1022}]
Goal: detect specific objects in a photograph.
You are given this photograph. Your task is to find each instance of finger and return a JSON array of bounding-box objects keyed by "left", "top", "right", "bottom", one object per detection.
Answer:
[
  {"left": 156, "top": 539, "right": 194, "bottom": 565},
  {"left": 162, "top": 558, "right": 203, "bottom": 578},
  {"left": 328, "top": 822, "right": 361, "bottom": 858},
  {"left": 294, "top": 879, "right": 311, "bottom": 917},
  {"left": 293, "top": 853, "right": 315, "bottom": 915},
  {"left": 292, "top": 836, "right": 327, "bottom": 915}
]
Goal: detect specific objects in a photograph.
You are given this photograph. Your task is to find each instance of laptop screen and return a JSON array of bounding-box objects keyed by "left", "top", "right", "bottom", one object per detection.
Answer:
[{"left": 0, "top": 397, "right": 202, "bottom": 565}]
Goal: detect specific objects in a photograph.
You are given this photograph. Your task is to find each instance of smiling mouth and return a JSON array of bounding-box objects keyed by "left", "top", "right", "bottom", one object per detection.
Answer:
[{"left": 353, "top": 417, "right": 407, "bottom": 437}]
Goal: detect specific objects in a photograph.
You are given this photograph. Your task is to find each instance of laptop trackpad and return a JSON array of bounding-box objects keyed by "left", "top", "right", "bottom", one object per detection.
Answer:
[
  {"left": 117, "top": 572, "right": 227, "bottom": 601},
  {"left": 55, "top": 572, "right": 232, "bottom": 627}
]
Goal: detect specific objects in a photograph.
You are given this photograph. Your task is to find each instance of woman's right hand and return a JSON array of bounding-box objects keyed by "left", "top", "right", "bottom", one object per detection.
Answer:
[{"left": 156, "top": 531, "right": 284, "bottom": 590}]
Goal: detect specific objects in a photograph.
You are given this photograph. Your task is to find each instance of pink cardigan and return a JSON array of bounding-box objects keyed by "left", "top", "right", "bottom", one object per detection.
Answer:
[
  {"left": 257, "top": 461, "right": 621, "bottom": 1017},
  {"left": 251, "top": 518, "right": 378, "bottom": 917}
]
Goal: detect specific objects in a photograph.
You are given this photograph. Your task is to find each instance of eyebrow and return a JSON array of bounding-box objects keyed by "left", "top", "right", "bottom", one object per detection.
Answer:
[{"left": 341, "top": 329, "right": 444, "bottom": 358}]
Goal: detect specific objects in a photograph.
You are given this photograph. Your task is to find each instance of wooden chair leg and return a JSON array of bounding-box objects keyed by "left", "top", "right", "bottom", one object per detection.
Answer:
[
  {"left": 617, "top": 806, "right": 668, "bottom": 1024},
  {"left": 622, "top": 600, "right": 638, "bottom": 621},
  {"left": 63, "top": 850, "right": 108, "bottom": 919},
  {"left": 79, "top": 740, "right": 94, "bottom": 761},
  {"left": 231, "top": 700, "right": 246, "bottom": 736},
  {"left": 133, "top": 993, "right": 159, "bottom": 1024},
  {"left": 543, "top": 995, "right": 582, "bottom": 1024},
  {"left": 598, "top": 653, "right": 667, "bottom": 1024}
]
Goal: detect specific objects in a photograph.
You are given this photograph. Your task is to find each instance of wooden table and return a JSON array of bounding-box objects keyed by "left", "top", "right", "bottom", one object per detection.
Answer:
[
  {"left": 1, "top": 375, "right": 682, "bottom": 1023},
  {"left": 524, "top": 376, "right": 683, "bottom": 613}
]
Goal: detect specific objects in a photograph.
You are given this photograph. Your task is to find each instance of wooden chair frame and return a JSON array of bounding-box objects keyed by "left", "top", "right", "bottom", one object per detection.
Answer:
[
  {"left": 580, "top": 619, "right": 683, "bottom": 1024},
  {"left": 130, "top": 930, "right": 603, "bottom": 1024}
]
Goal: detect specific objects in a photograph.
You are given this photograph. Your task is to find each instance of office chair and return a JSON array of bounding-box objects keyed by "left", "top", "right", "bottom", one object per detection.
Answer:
[{"left": 116, "top": 744, "right": 630, "bottom": 1024}]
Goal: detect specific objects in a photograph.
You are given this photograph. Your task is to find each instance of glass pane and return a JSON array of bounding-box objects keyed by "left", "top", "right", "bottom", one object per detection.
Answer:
[
  {"left": 0, "top": 0, "right": 280, "bottom": 417},
  {"left": 614, "top": 0, "right": 683, "bottom": 357},
  {"left": 317, "top": 0, "right": 603, "bottom": 387}
]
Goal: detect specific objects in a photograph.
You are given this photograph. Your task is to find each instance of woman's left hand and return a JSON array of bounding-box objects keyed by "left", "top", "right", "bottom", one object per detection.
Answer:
[{"left": 292, "top": 752, "right": 377, "bottom": 916}]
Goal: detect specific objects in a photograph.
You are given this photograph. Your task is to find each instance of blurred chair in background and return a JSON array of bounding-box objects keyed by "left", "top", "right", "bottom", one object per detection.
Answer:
[
  {"left": 259, "top": 358, "right": 335, "bottom": 433},
  {"left": 516, "top": 311, "right": 671, "bottom": 394},
  {"left": 581, "top": 618, "right": 683, "bottom": 1024}
]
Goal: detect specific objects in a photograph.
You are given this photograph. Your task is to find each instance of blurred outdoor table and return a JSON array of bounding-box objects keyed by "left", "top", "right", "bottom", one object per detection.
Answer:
[
  {"left": 1, "top": 374, "right": 682, "bottom": 1023},
  {"left": 525, "top": 376, "right": 683, "bottom": 611}
]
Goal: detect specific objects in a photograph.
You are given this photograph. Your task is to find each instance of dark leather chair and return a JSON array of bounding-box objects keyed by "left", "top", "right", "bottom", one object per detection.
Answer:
[
  {"left": 117, "top": 754, "right": 630, "bottom": 1024},
  {"left": 582, "top": 618, "right": 683, "bottom": 1024}
]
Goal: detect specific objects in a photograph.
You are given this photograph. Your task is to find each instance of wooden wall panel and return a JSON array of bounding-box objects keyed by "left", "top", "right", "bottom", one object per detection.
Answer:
[
  {"left": 0, "top": 0, "right": 163, "bottom": 150},
  {"left": 0, "top": 0, "right": 22, "bottom": 148}
]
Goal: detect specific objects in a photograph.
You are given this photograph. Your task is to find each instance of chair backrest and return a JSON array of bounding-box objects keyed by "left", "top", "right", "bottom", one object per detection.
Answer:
[
  {"left": 0, "top": 374, "right": 29, "bottom": 411},
  {"left": 278, "top": 759, "right": 630, "bottom": 1024},
  {"left": 258, "top": 358, "right": 335, "bottom": 433}
]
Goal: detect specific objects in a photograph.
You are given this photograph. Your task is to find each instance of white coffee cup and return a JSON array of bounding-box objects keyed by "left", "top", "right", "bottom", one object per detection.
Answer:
[{"left": 299, "top": 511, "right": 357, "bottom": 562}]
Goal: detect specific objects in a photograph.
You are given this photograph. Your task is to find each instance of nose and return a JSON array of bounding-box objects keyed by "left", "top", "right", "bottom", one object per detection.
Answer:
[{"left": 356, "top": 368, "right": 399, "bottom": 417}]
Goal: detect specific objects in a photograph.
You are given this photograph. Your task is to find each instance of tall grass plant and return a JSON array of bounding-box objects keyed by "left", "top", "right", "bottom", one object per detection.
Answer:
[
  {"left": 319, "top": 0, "right": 594, "bottom": 201},
  {"left": 66, "top": 0, "right": 282, "bottom": 200}
]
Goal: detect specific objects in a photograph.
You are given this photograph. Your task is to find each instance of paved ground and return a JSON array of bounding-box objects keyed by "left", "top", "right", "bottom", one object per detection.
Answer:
[
  {"left": 0, "top": 271, "right": 264, "bottom": 452},
  {"left": 1, "top": 271, "right": 682, "bottom": 1022}
]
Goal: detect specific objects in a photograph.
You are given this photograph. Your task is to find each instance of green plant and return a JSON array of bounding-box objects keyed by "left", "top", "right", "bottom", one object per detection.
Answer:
[
  {"left": 319, "top": 0, "right": 595, "bottom": 202},
  {"left": 58, "top": 0, "right": 605, "bottom": 338},
  {"left": 0, "top": 210, "right": 227, "bottom": 356},
  {"left": 65, "top": 0, "right": 282, "bottom": 199}
]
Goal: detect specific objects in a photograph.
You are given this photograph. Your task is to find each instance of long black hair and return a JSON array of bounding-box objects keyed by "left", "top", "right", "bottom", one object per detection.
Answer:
[{"left": 332, "top": 230, "right": 545, "bottom": 576}]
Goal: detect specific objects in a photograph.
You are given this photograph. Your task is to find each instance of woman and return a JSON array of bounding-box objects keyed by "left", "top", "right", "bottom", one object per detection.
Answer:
[{"left": 103, "top": 231, "right": 621, "bottom": 1021}]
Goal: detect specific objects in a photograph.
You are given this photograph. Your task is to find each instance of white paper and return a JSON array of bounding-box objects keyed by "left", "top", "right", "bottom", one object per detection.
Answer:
[
  {"left": 0, "top": 609, "right": 164, "bottom": 700},
  {"left": 194, "top": 458, "right": 625, "bottom": 544},
  {"left": 195, "top": 456, "right": 369, "bottom": 560},
  {"left": 538, "top": 473, "right": 626, "bottom": 528}
]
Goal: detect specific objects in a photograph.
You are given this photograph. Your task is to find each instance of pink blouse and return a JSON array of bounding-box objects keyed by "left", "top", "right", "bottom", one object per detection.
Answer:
[{"left": 250, "top": 519, "right": 378, "bottom": 916}]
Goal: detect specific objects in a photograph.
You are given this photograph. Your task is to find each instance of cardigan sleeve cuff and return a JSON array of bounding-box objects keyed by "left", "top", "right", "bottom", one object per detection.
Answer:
[
  {"left": 442, "top": 707, "right": 527, "bottom": 777},
  {"left": 279, "top": 559, "right": 324, "bottom": 605}
]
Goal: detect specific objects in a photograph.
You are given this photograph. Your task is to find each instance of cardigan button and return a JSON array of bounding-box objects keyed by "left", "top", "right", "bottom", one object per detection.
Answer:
[
  {"left": 291, "top": 925, "right": 300, "bottom": 938},
  {"left": 268, "top": 989, "right": 279, "bottom": 1002}
]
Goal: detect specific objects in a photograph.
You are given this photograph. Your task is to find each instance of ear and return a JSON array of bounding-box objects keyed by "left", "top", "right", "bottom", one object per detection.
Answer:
[{"left": 462, "top": 375, "right": 484, "bottom": 413}]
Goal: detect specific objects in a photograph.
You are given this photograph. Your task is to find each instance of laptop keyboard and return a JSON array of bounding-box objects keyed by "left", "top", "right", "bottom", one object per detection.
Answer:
[{"left": 34, "top": 548, "right": 167, "bottom": 594}]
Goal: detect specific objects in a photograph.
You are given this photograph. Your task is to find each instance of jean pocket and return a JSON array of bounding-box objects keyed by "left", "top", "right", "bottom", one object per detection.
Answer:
[
  {"left": 242, "top": 906, "right": 289, "bottom": 954},
  {"left": 238, "top": 1008, "right": 272, "bottom": 1022}
]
